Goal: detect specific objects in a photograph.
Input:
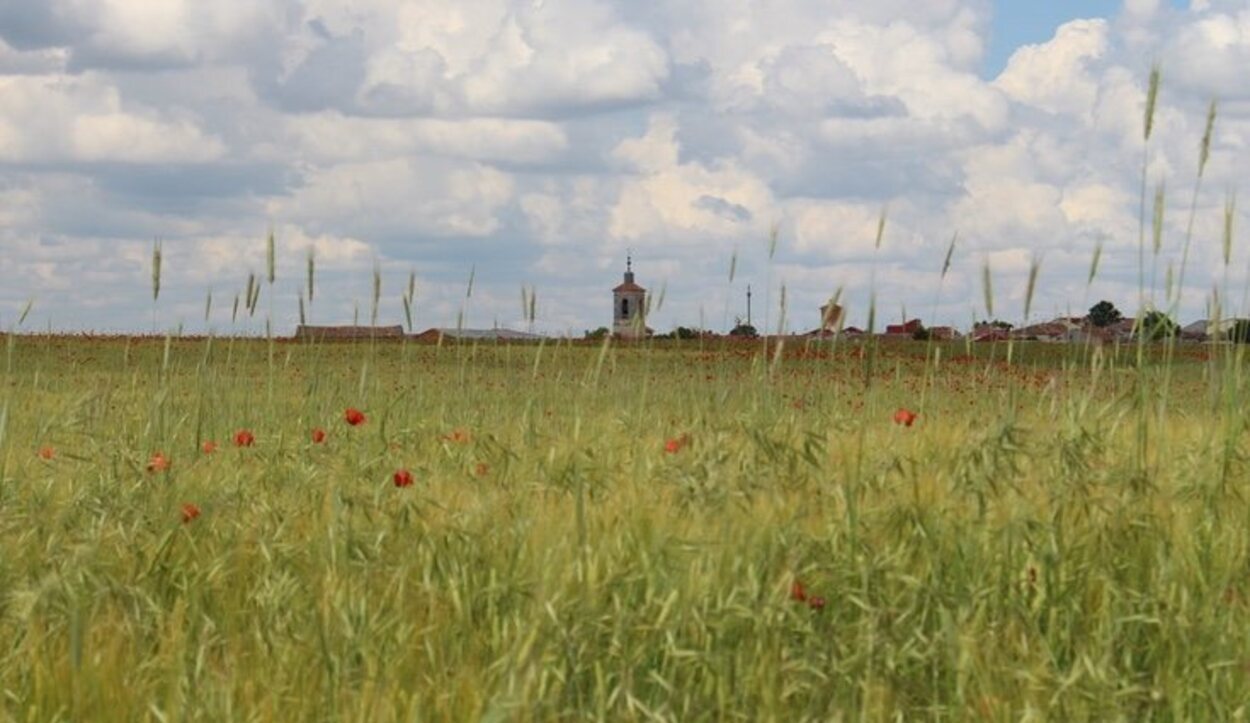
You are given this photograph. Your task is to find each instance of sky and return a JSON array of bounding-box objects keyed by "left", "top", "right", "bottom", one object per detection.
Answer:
[
  {"left": 1, "top": 0, "right": 1249, "bottom": 335},
  {"left": 985, "top": 1, "right": 1126, "bottom": 75}
]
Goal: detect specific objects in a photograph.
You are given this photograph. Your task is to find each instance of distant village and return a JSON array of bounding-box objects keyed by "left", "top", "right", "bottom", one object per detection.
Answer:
[{"left": 292, "top": 260, "right": 1250, "bottom": 345}]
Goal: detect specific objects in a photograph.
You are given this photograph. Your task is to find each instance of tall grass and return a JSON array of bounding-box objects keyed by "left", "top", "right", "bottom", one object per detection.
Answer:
[{"left": 3, "top": 336, "right": 1248, "bottom": 720}]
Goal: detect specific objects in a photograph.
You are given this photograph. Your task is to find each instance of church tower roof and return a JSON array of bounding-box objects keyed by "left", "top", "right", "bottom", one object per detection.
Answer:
[{"left": 613, "top": 253, "right": 646, "bottom": 293}]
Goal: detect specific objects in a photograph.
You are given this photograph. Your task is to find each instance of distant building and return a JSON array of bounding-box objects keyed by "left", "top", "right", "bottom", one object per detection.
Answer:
[
  {"left": 413, "top": 328, "right": 545, "bottom": 343},
  {"left": 1181, "top": 320, "right": 1209, "bottom": 341},
  {"left": 1067, "top": 326, "right": 1116, "bottom": 344},
  {"left": 613, "top": 256, "right": 648, "bottom": 339},
  {"left": 1109, "top": 318, "right": 1137, "bottom": 342},
  {"left": 885, "top": 319, "right": 923, "bottom": 336},
  {"left": 971, "top": 324, "right": 1010, "bottom": 342},
  {"left": 819, "top": 303, "right": 843, "bottom": 331},
  {"left": 927, "top": 326, "right": 959, "bottom": 340},
  {"left": 294, "top": 325, "right": 404, "bottom": 340},
  {"left": 1011, "top": 321, "right": 1068, "bottom": 342},
  {"left": 1183, "top": 318, "right": 1238, "bottom": 341},
  {"left": 805, "top": 302, "right": 845, "bottom": 337}
]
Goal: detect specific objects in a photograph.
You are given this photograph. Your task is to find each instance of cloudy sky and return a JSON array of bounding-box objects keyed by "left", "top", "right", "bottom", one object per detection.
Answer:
[{"left": 1, "top": 0, "right": 1246, "bottom": 335}]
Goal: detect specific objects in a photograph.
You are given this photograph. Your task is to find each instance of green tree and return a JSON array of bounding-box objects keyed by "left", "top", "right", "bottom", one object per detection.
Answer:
[
  {"left": 1087, "top": 300, "right": 1123, "bottom": 328},
  {"left": 729, "top": 323, "right": 758, "bottom": 338},
  {"left": 1138, "top": 310, "right": 1179, "bottom": 341},
  {"left": 583, "top": 327, "right": 610, "bottom": 340},
  {"left": 1227, "top": 320, "right": 1250, "bottom": 343}
]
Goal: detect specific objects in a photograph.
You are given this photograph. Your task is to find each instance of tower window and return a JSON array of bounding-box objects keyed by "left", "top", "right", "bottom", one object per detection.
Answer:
[{"left": 621, "top": 298, "right": 630, "bottom": 317}]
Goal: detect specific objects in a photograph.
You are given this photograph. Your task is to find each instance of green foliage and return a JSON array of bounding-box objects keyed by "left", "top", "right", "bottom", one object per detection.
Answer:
[
  {"left": 729, "top": 323, "right": 758, "bottom": 338},
  {"left": 1226, "top": 319, "right": 1250, "bottom": 344},
  {"left": 656, "top": 326, "right": 706, "bottom": 340},
  {"left": 583, "top": 326, "right": 610, "bottom": 340},
  {"left": 1138, "top": 310, "right": 1179, "bottom": 340},
  {"left": 1088, "top": 300, "right": 1123, "bottom": 328}
]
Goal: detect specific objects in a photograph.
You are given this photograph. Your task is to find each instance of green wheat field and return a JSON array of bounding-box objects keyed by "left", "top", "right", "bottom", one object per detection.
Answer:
[{"left": 2, "top": 332, "right": 1250, "bottom": 721}]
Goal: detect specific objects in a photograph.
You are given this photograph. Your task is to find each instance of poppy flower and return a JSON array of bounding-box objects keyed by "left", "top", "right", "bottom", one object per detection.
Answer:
[
  {"left": 147, "top": 452, "right": 170, "bottom": 473},
  {"left": 37, "top": 446, "right": 55, "bottom": 460},
  {"left": 790, "top": 579, "right": 807, "bottom": 602},
  {"left": 311, "top": 427, "right": 327, "bottom": 444},
  {"left": 892, "top": 408, "right": 918, "bottom": 427},
  {"left": 344, "top": 408, "right": 366, "bottom": 426},
  {"left": 234, "top": 429, "right": 255, "bottom": 447},
  {"left": 181, "top": 503, "right": 201, "bottom": 524},
  {"left": 808, "top": 596, "right": 827, "bottom": 611},
  {"left": 664, "top": 434, "right": 689, "bottom": 454},
  {"left": 442, "top": 429, "right": 470, "bottom": 444},
  {"left": 202, "top": 440, "right": 218, "bottom": 454},
  {"left": 474, "top": 462, "right": 490, "bottom": 477},
  {"left": 393, "top": 468, "right": 414, "bottom": 488}
]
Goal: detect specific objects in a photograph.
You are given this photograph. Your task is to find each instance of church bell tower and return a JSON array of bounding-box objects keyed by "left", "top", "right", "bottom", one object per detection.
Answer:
[{"left": 612, "top": 254, "right": 647, "bottom": 339}]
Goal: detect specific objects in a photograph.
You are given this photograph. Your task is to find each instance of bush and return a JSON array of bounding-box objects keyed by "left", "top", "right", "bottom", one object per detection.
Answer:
[
  {"left": 1138, "top": 311, "right": 1178, "bottom": 341},
  {"left": 1227, "top": 320, "right": 1250, "bottom": 343}
]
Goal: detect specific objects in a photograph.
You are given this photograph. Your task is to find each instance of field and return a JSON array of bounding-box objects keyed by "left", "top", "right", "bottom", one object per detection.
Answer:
[{"left": 1, "top": 333, "right": 1248, "bottom": 721}]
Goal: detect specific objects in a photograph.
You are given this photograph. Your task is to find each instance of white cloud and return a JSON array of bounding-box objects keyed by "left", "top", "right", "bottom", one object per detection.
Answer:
[
  {"left": 286, "top": 114, "right": 568, "bottom": 164},
  {"left": 3, "top": 0, "right": 1250, "bottom": 333},
  {"left": 996, "top": 20, "right": 1108, "bottom": 116},
  {"left": 273, "top": 157, "right": 515, "bottom": 239},
  {"left": 1161, "top": 9, "right": 1250, "bottom": 99},
  {"left": 608, "top": 114, "right": 775, "bottom": 244},
  {"left": 277, "top": 0, "right": 670, "bottom": 117},
  {"left": 0, "top": 75, "right": 224, "bottom": 163}
]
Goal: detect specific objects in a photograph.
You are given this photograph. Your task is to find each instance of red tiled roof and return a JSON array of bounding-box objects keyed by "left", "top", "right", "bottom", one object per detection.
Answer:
[
  {"left": 295, "top": 325, "right": 404, "bottom": 339},
  {"left": 973, "top": 329, "right": 1010, "bottom": 342},
  {"left": 885, "top": 319, "right": 922, "bottom": 334},
  {"left": 613, "top": 282, "right": 646, "bottom": 293},
  {"left": 1013, "top": 322, "right": 1067, "bottom": 338}
]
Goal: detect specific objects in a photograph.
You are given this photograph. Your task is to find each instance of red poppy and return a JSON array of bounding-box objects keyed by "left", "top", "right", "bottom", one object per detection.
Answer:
[
  {"left": 37, "top": 446, "right": 55, "bottom": 460},
  {"left": 202, "top": 440, "right": 218, "bottom": 454},
  {"left": 790, "top": 579, "right": 807, "bottom": 602},
  {"left": 147, "top": 452, "right": 170, "bottom": 473},
  {"left": 808, "top": 596, "right": 827, "bottom": 611},
  {"left": 892, "top": 408, "right": 918, "bottom": 427},
  {"left": 234, "top": 429, "right": 255, "bottom": 447},
  {"left": 442, "top": 429, "right": 471, "bottom": 444},
  {"left": 181, "top": 503, "right": 201, "bottom": 524},
  {"left": 344, "top": 408, "right": 366, "bottom": 426},
  {"left": 393, "top": 468, "right": 414, "bottom": 488},
  {"left": 664, "top": 434, "right": 689, "bottom": 454},
  {"left": 311, "top": 427, "right": 327, "bottom": 444}
]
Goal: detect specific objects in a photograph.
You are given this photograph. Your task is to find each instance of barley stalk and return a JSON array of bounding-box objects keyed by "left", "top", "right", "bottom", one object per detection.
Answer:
[
  {"left": 266, "top": 227, "right": 276, "bottom": 285},
  {"left": 371, "top": 261, "right": 381, "bottom": 327}
]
